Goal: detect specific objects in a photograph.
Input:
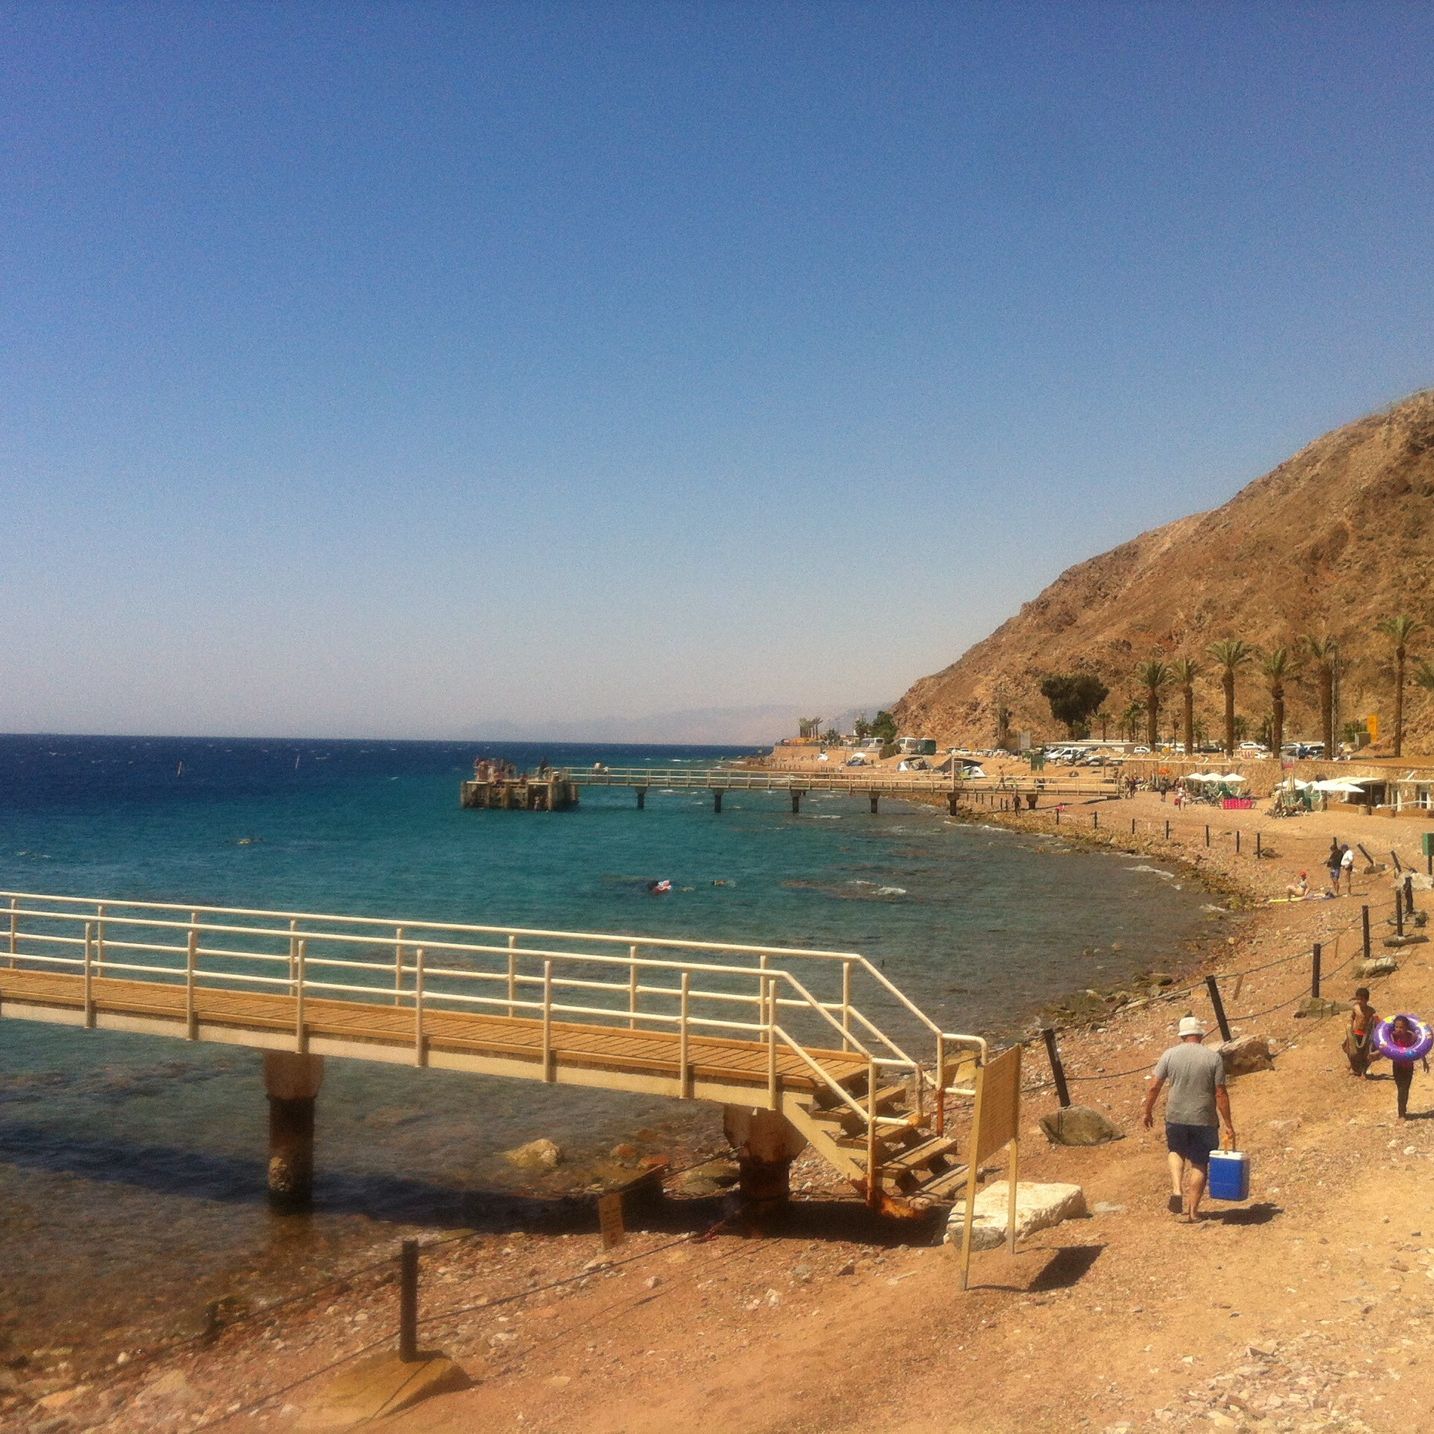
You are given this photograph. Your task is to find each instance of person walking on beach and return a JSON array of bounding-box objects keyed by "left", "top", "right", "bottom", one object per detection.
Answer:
[
  {"left": 1142, "top": 1015, "right": 1235, "bottom": 1224},
  {"left": 1341, "top": 842, "right": 1356, "bottom": 895},
  {"left": 1344, "top": 987, "right": 1376, "bottom": 1078},
  {"left": 1327, "top": 839, "right": 1344, "bottom": 896},
  {"left": 1384, "top": 1015, "right": 1429, "bottom": 1120}
]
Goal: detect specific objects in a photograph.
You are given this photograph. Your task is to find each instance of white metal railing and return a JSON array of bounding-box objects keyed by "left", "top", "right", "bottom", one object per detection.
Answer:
[{"left": 2, "top": 891, "right": 985, "bottom": 1182}]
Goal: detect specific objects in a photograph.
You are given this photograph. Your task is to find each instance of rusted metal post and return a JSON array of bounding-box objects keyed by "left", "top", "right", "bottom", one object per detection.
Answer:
[
  {"left": 1363, "top": 905, "right": 1371, "bottom": 962},
  {"left": 1405, "top": 874, "right": 1415, "bottom": 918},
  {"left": 1205, "top": 975, "right": 1232, "bottom": 1043},
  {"left": 1165, "top": 819, "right": 1171, "bottom": 840},
  {"left": 1040, "top": 1027, "right": 1071, "bottom": 1108},
  {"left": 1205, "top": 824, "right": 1210, "bottom": 847},
  {"left": 1310, "top": 943, "right": 1321, "bottom": 998},
  {"left": 1235, "top": 830, "right": 1241, "bottom": 855},
  {"left": 398, "top": 1239, "right": 419, "bottom": 1362},
  {"left": 1256, "top": 831, "right": 1262, "bottom": 857}
]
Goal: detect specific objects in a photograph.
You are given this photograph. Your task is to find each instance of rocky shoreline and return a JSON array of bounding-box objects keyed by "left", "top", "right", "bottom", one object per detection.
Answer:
[{"left": 6, "top": 779, "right": 1433, "bottom": 1432}]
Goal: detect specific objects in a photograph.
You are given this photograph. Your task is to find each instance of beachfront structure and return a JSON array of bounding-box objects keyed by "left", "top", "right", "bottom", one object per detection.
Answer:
[{"left": 0, "top": 891, "right": 990, "bottom": 1216}]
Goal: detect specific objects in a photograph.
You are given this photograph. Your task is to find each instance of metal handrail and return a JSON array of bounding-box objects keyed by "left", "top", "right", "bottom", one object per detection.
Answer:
[{"left": 2, "top": 891, "right": 985, "bottom": 1149}]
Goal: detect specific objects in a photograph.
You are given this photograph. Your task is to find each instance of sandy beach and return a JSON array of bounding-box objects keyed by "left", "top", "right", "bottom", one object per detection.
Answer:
[{"left": 8, "top": 761, "right": 1434, "bottom": 1434}]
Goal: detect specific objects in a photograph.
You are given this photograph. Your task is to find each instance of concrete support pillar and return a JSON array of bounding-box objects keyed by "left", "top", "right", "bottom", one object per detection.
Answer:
[
  {"left": 869, "top": 792, "right": 879, "bottom": 815},
  {"left": 948, "top": 793, "right": 959, "bottom": 815},
  {"left": 790, "top": 790, "right": 803, "bottom": 815},
  {"left": 636, "top": 788, "right": 647, "bottom": 810},
  {"left": 723, "top": 1106, "right": 808, "bottom": 1214},
  {"left": 264, "top": 1052, "right": 324, "bottom": 1212},
  {"left": 713, "top": 790, "right": 724, "bottom": 814}
]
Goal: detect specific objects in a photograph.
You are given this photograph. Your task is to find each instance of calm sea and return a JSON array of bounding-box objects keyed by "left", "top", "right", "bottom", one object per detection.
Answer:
[{"left": 0, "top": 734, "right": 1219, "bottom": 1360}]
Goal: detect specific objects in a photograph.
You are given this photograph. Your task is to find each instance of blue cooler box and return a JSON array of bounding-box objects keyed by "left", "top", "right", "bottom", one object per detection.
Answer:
[{"left": 1208, "top": 1149, "right": 1250, "bottom": 1201}]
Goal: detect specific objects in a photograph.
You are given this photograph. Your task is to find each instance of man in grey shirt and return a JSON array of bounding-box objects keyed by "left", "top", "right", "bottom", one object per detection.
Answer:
[{"left": 1142, "top": 1015, "right": 1235, "bottom": 1223}]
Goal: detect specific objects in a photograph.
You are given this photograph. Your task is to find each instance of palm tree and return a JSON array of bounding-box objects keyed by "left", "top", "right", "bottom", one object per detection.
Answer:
[
  {"left": 1261, "top": 646, "right": 1293, "bottom": 757},
  {"left": 1121, "top": 700, "right": 1145, "bottom": 744},
  {"left": 1207, "top": 639, "right": 1256, "bottom": 757},
  {"left": 1302, "top": 635, "right": 1339, "bottom": 757},
  {"left": 1415, "top": 658, "right": 1434, "bottom": 695},
  {"left": 1171, "top": 658, "right": 1198, "bottom": 755},
  {"left": 1137, "top": 659, "right": 1172, "bottom": 749},
  {"left": 1378, "top": 614, "right": 1424, "bottom": 758}
]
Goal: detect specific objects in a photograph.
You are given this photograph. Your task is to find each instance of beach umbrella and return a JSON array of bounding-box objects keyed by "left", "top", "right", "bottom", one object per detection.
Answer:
[
  {"left": 1218, "top": 772, "right": 1245, "bottom": 783},
  {"left": 1312, "top": 779, "right": 1367, "bottom": 794}
]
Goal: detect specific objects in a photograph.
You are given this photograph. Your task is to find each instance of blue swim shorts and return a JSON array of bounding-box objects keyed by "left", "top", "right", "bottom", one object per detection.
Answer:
[{"left": 1165, "top": 1122, "right": 1219, "bottom": 1168}]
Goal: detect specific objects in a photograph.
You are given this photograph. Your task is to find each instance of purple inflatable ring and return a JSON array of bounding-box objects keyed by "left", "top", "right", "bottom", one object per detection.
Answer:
[{"left": 1373, "top": 1015, "right": 1434, "bottom": 1062}]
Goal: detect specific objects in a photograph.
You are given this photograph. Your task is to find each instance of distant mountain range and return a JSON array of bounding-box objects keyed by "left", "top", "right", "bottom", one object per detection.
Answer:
[
  {"left": 894, "top": 389, "right": 1434, "bottom": 751},
  {"left": 467, "top": 702, "right": 891, "bottom": 748}
]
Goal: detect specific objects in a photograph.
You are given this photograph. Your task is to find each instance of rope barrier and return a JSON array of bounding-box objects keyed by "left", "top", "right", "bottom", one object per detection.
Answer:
[
  {"left": 191, "top": 1216, "right": 759, "bottom": 1430},
  {"left": 7, "top": 1148, "right": 736, "bottom": 1425}
]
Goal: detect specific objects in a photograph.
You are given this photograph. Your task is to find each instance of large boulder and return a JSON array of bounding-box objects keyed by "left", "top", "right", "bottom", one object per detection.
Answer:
[
  {"left": 944, "top": 1182, "right": 1087, "bottom": 1252},
  {"left": 1218, "top": 1035, "right": 1274, "bottom": 1076},
  {"left": 1358, "top": 956, "right": 1399, "bottom": 977},
  {"left": 1039, "top": 1105, "right": 1124, "bottom": 1146}
]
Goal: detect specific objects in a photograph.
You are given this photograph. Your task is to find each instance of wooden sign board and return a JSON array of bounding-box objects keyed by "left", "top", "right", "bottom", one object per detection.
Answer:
[
  {"left": 597, "top": 1192, "right": 626, "bottom": 1250},
  {"left": 972, "top": 1044, "right": 1021, "bottom": 1166},
  {"left": 956, "top": 1044, "right": 1022, "bottom": 1291}
]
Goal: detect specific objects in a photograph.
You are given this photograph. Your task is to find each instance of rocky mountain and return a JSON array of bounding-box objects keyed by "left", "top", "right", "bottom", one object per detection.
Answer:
[{"left": 893, "top": 390, "right": 1434, "bottom": 752}]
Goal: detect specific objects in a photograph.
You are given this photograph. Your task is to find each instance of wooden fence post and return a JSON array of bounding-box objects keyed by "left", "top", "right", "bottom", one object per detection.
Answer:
[
  {"left": 1310, "top": 943, "right": 1322, "bottom": 998},
  {"left": 1205, "top": 975, "right": 1232, "bottom": 1042},
  {"left": 398, "top": 1239, "right": 419, "bottom": 1362},
  {"left": 1040, "top": 1027, "right": 1071, "bottom": 1108}
]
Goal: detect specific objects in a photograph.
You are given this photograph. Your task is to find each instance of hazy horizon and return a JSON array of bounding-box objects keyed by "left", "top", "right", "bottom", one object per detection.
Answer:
[{"left": 5, "top": 5, "right": 1430, "bottom": 738}]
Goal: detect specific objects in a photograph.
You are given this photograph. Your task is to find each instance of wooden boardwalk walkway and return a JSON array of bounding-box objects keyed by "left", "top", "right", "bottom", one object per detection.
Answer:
[
  {"left": 0, "top": 966, "right": 865, "bottom": 1096},
  {"left": 1, "top": 890, "right": 988, "bottom": 1205}
]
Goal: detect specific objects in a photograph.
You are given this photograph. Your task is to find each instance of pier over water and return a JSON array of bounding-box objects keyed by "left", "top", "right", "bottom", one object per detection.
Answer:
[
  {"left": 462, "top": 764, "right": 965, "bottom": 814},
  {"left": 1, "top": 891, "right": 987, "bottom": 1213}
]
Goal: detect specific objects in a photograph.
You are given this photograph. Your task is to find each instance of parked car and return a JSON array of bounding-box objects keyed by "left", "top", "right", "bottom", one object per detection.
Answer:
[
  {"left": 1131, "top": 745, "right": 1151, "bottom": 754},
  {"left": 1238, "top": 742, "right": 1269, "bottom": 755}
]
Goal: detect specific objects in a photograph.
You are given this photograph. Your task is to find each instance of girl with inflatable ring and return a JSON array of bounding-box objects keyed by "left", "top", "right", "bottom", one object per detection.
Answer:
[{"left": 1373, "top": 1014, "right": 1433, "bottom": 1119}]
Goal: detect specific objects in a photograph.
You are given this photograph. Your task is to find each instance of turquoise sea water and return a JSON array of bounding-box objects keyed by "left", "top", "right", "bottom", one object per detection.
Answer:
[{"left": 0, "top": 734, "right": 1219, "bottom": 1359}]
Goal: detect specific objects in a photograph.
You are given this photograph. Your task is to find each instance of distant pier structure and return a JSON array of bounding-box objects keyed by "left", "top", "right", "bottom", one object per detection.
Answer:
[{"left": 461, "top": 760, "right": 578, "bottom": 812}]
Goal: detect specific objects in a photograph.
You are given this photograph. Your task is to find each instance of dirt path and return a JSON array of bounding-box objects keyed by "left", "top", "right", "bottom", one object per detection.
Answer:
[{"left": 9, "top": 788, "right": 1433, "bottom": 1434}]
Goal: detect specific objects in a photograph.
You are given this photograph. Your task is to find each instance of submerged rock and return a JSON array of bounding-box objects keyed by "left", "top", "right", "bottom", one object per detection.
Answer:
[{"left": 502, "top": 1138, "right": 563, "bottom": 1171}]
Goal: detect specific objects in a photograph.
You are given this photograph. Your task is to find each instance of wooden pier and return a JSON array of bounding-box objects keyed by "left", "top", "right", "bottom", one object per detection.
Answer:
[{"left": 1, "top": 890, "right": 989, "bottom": 1213}]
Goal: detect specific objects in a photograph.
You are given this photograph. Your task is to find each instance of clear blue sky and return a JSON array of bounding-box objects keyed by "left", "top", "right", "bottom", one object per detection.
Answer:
[{"left": 4, "top": 2, "right": 1431, "bottom": 738}]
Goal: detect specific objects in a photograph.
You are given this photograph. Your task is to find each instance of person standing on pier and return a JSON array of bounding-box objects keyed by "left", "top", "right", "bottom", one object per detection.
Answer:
[{"left": 1142, "top": 1015, "right": 1235, "bottom": 1224}]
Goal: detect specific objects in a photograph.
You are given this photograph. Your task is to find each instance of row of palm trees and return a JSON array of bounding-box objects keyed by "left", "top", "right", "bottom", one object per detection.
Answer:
[{"left": 1132, "top": 615, "right": 1430, "bottom": 759}]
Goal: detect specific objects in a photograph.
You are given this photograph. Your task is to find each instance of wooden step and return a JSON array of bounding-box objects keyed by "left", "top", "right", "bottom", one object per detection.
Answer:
[
  {"left": 806, "top": 1091, "right": 910, "bottom": 1134},
  {"left": 900, "top": 1160, "right": 973, "bottom": 1202},
  {"left": 879, "top": 1133, "right": 960, "bottom": 1171},
  {"left": 833, "top": 1119, "right": 930, "bottom": 1154}
]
